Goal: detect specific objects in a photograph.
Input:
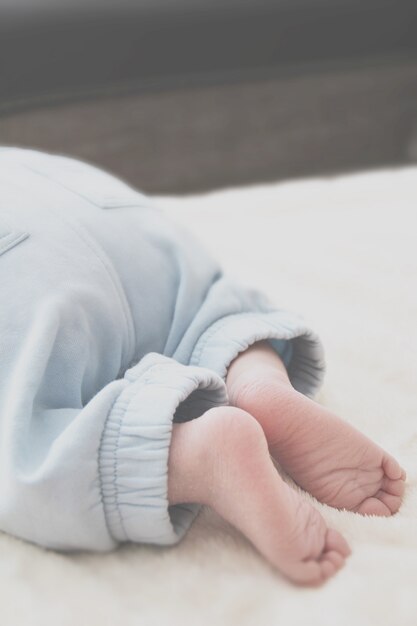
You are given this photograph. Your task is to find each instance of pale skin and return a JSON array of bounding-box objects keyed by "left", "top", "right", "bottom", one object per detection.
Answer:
[{"left": 168, "top": 341, "right": 406, "bottom": 586}]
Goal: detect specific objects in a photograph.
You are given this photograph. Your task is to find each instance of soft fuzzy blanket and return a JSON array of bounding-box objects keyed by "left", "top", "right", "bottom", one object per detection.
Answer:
[{"left": 1, "top": 168, "right": 416, "bottom": 626}]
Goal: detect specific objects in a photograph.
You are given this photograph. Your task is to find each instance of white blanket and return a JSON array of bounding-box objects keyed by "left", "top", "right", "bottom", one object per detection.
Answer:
[{"left": 1, "top": 168, "right": 416, "bottom": 625}]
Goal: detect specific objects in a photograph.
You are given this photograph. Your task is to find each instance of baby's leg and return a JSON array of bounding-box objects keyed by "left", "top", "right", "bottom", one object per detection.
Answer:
[
  {"left": 226, "top": 342, "right": 406, "bottom": 516},
  {"left": 168, "top": 407, "right": 350, "bottom": 586}
]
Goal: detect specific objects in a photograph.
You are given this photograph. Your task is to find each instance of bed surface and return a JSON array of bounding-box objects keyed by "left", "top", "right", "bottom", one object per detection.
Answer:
[{"left": 1, "top": 167, "right": 416, "bottom": 625}]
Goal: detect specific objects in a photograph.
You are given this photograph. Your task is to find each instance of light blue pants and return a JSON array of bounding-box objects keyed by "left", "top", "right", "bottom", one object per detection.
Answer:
[{"left": 0, "top": 148, "right": 325, "bottom": 551}]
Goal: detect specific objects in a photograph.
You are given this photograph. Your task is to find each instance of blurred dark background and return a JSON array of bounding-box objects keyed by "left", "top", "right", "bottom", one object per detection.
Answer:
[{"left": 1, "top": 0, "right": 417, "bottom": 193}]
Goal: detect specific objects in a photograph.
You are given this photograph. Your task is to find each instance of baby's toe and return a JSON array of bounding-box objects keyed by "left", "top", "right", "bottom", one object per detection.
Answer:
[
  {"left": 382, "top": 455, "right": 404, "bottom": 481},
  {"left": 375, "top": 490, "right": 403, "bottom": 514},
  {"left": 287, "top": 560, "right": 326, "bottom": 587},
  {"left": 288, "top": 533, "right": 349, "bottom": 586},
  {"left": 382, "top": 476, "right": 405, "bottom": 497},
  {"left": 319, "top": 558, "right": 337, "bottom": 581},
  {"left": 313, "top": 551, "right": 345, "bottom": 584},
  {"left": 325, "top": 528, "right": 351, "bottom": 558},
  {"left": 323, "top": 550, "right": 346, "bottom": 571},
  {"left": 355, "top": 496, "right": 392, "bottom": 517}
]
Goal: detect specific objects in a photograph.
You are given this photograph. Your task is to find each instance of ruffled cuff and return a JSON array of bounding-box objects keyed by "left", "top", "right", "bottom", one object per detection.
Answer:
[
  {"left": 189, "top": 310, "right": 326, "bottom": 398},
  {"left": 99, "top": 353, "right": 228, "bottom": 546}
]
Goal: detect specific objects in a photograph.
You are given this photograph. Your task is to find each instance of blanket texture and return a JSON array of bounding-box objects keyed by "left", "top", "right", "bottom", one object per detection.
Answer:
[{"left": 1, "top": 168, "right": 416, "bottom": 625}]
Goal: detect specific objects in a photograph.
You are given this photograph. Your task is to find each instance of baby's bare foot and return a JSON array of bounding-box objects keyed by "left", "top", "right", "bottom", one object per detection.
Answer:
[
  {"left": 227, "top": 343, "right": 406, "bottom": 516},
  {"left": 169, "top": 407, "right": 350, "bottom": 585}
]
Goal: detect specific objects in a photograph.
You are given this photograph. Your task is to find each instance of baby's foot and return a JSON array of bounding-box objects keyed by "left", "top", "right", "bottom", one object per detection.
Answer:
[
  {"left": 169, "top": 407, "right": 351, "bottom": 585},
  {"left": 227, "top": 345, "right": 406, "bottom": 516}
]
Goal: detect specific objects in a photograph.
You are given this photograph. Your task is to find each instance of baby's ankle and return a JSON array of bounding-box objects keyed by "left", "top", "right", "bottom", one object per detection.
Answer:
[
  {"left": 226, "top": 341, "right": 292, "bottom": 406},
  {"left": 226, "top": 360, "right": 306, "bottom": 446}
]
